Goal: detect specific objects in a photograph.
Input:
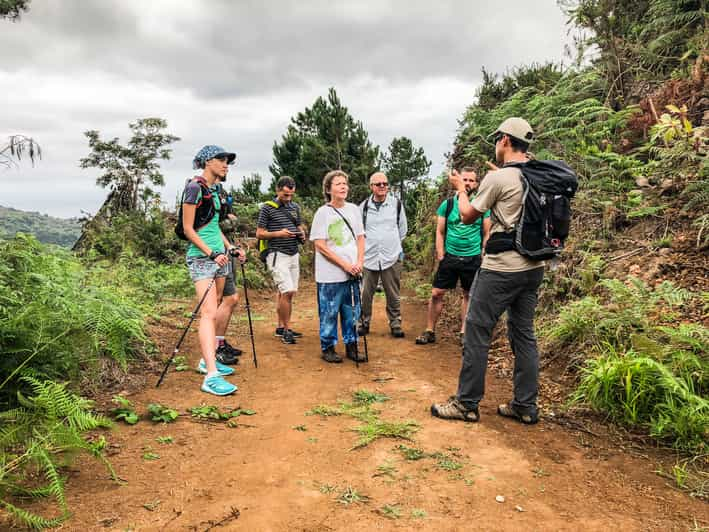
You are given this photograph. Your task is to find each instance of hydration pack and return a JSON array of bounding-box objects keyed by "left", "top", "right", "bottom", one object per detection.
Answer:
[
  {"left": 174, "top": 177, "right": 216, "bottom": 241},
  {"left": 485, "top": 160, "right": 578, "bottom": 261}
]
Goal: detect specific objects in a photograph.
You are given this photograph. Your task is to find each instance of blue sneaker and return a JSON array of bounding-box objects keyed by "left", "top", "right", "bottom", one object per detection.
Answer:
[
  {"left": 201, "top": 375, "right": 237, "bottom": 396},
  {"left": 198, "top": 359, "right": 235, "bottom": 376}
]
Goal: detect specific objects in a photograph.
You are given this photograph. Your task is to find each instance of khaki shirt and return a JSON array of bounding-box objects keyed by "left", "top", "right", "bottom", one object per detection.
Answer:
[{"left": 471, "top": 166, "right": 544, "bottom": 273}]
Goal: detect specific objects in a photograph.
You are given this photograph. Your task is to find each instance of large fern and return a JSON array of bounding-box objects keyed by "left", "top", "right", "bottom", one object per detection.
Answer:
[{"left": 0, "top": 375, "right": 114, "bottom": 529}]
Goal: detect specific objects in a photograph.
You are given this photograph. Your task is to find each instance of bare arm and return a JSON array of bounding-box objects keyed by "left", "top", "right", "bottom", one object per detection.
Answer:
[
  {"left": 356, "top": 234, "right": 365, "bottom": 269},
  {"left": 482, "top": 216, "right": 492, "bottom": 252},
  {"left": 182, "top": 204, "right": 228, "bottom": 266},
  {"left": 256, "top": 227, "right": 296, "bottom": 240},
  {"left": 435, "top": 215, "right": 446, "bottom": 261},
  {"left": 448, "top": 170, "right": 484, "bottom": 224}
]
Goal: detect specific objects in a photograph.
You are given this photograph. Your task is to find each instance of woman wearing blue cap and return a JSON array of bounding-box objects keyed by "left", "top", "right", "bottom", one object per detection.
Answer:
[{"left": 182, "top": 145, "right": 245, "bottom": 395}]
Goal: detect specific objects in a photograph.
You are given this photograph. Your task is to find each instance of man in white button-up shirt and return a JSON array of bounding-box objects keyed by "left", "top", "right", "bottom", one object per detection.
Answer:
[{"left": 358, "top": 172, "right": 408, "bottom": 338}]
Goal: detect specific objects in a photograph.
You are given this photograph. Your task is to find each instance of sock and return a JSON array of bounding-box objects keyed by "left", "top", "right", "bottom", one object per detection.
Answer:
[
  {"left": 205, "top": 370, "right": 220, "bottom": 380},
  {"left": 216, "top": 335, "right": 225, "bottom": 347}
]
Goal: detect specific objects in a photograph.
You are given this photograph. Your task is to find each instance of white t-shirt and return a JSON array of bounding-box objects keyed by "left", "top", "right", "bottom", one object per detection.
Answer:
[{"left": 310, "top": 202, "right": 365, "bottom": 283}]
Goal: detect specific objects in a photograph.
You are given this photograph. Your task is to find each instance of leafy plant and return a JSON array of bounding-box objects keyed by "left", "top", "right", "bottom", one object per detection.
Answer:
[
  {"left": 336, "top": 486, "right": 369, "bottom": 505},
  {"left": 380, "top": 504, "right": 402, "bottom": 519},
  {"left": 188, "top": 405, "right": 255, "bottom": 421},
  {"left": 155, "top": 436, "right": 173, "bottom": 445},
  {"left": 147, "top": 403, "right": 179, "bottom": 424},
  {"left": 112, "top": 395, "right": 139, "bottom": 425},
  {"left": 395, "top": 445, "right": 427, "bottom": 461},
  {"left": 350, "top": 419, "right": 419, "bottom": 450},
  {"left": 0, "top": 376, "right": 114, "bottom": 529}
]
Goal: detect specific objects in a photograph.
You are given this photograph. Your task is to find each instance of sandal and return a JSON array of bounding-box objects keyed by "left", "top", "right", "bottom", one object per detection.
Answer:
[
  {"left": 415, "top": 330, "right": 436, "bottom": 345},
  {"left": 497, "top": 403, "right": 538, "bottom": 425}
]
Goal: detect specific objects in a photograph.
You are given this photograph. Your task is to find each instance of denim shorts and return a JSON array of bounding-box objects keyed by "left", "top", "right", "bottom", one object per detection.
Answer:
[{"left": 186, "top": 255, "right": 231, "bottom": 282}]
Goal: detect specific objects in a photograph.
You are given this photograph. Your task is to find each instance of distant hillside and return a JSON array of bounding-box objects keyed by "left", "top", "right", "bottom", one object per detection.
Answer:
[{"left": 0, "top": 205, "right": 81, "bottom": 248}]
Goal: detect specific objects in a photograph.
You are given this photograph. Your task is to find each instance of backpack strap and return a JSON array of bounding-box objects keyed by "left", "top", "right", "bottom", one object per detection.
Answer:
[
  {"left": 362, "top": 198, "right": 369, "bottom": 229},
  {"left": 443, "top": 196, "right": 455, "bottom": 241},
  {"left": 396, "top": 198, "right": 401, "bottom": 227}
]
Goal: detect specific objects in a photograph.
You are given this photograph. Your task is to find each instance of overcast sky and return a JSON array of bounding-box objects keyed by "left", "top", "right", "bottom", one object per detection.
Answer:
[{"left": 1, "top": 1, "right": 571, "bottom": 218}]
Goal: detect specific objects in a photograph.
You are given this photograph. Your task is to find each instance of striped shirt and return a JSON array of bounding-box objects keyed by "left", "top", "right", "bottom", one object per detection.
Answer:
[{"left": 257, "top": 200, "right": 302, "bottom": 256}]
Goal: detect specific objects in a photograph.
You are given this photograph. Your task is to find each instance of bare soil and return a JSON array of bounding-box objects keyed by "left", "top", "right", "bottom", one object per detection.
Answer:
[{"left": 27, "top": 283, "right": 709, "bottom": 531}]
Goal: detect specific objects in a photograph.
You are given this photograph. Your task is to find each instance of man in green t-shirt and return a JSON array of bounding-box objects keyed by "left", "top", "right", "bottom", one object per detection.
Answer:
[{"left": 415, "top": 168, "right": 491, "bottom": 345}]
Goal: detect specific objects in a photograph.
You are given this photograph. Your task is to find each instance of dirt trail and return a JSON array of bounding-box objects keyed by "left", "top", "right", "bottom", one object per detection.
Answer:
[{"left": 39, "top": 283, "right": 707, "bottom": 531}]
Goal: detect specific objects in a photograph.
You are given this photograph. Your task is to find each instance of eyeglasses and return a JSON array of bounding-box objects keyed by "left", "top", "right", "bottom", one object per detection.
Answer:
[
  {"left": 371, "top": 182, "right": 389, "bottom": 187},
  {"left": 493, "top": 134, "right": 504, "bottom": 144}
]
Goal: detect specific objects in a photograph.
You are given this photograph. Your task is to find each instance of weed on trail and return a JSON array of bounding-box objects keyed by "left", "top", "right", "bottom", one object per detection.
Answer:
[
  {"left": 307, "top": 390, "right": 419, "bottom": 449},
  {"left": 156, "top": 436, "right": 173, "bottom": 445},
  {"left": 188, "top": 404, "right": 256, "bottom": 422},
  {"left": 374, "top": 461, "right": 398, "bottom": 479},
  {"left": 336, "top": 486, "right": 369, "bottom": 505},
  {"left": 380, "top": 504, "right": 402, "bottom": 519},
  {"left": 351, "top": 419, "right": 419, "bottom": 450},
  {"left": 395, "top": 444, "right": 427, "bottom": 460},
  {"left": 147, "top": 403, "right": 179, "bottom": 423},
  {"left": 112, "top": 395, "right": 139, "bottom": 425}
]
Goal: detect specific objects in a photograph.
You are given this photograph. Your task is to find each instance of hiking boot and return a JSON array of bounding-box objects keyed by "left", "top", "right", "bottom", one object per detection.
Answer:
[
  {"left": 276, "top": 327, "right": 303, "bottom": 338},
  {"left": 201, "top": 375, "right": 237, "bottom": 396},
  {"left": 357, "top": 323, "right": 369, "bottom": 336},
  {"left": 345, "top": 342, "right": 366, "bottom": 362},
  {"left": 390, "top": 326, "right": 405, "bottom": 338},
  {"left": 321, "top": 346, "right": 342, "bottom": 363},
  {"left": 430, "top": 396, "right": 479, "bottom": 422},
  {"left": 281, "top": 330, "right": 296, "bottom": 344},
  {"left": 216, "top": 345, "right": 239, "bottom": 365},
  {"left": 415, "top": 330, "right": 436, "bottom": 345},
  {"left": 223, "top": 340, "right": 242, "bottom": 356},
  {"left": 198, "top": 359, "right": 235, "bottom": 376},
  {"left": 497, "top": 403, "right": 538, "bottom": 425}
]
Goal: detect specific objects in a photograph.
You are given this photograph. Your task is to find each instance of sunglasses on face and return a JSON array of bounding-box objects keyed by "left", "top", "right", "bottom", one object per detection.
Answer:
[
  {"left": 371, "top": 182, "right": 389, "bottom": 187},
  {"left": 493, "top": 134, "right": 505, "bottom": 144}
]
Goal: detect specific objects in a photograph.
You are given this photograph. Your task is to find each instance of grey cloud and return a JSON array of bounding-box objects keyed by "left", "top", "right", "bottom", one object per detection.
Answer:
[{"left": 2, "top": 1, "right": 567, "bottom": 97}]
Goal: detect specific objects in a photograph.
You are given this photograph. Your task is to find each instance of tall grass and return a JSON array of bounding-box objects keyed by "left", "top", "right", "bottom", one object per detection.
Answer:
[{"left": 548, "top": 276, "right": 708, "bottom": 453}]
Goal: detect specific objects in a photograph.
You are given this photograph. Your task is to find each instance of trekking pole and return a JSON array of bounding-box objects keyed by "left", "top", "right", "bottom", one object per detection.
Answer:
[
  {"left": 348, "top": 279, "right": 360, "bottom": 369},
  {"left": 240, "top": 262, "right": 258, "bottom": 368},
  {"left": 356, "top": 277, "right": 369, "bottom": 363},
  {"left": 156, "top": 272, "right": 218, "bottom": 388}
]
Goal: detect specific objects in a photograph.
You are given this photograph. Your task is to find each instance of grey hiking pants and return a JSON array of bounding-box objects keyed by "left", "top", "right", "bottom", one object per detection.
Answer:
[
  {"left": 457, "top": 267, "right": 544, "bottom": 415},
  {"left": 360, "top": 261, "right": 403, "bottom": 329}
]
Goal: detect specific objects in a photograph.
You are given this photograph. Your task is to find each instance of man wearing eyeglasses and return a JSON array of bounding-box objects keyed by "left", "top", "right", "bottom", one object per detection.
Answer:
[{"left": 358, "top": 172, "right": 408, "bottom": 338}]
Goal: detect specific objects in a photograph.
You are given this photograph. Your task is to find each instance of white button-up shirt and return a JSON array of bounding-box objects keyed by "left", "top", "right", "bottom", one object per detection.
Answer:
[{"left": 359, "top": 193, "right": 408, "bottom": 271}]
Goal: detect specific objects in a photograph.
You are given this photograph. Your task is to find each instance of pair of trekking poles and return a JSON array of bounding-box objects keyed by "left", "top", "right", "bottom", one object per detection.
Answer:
[{"left": 156, "top": 252, "right": 257, "bottom": 388}]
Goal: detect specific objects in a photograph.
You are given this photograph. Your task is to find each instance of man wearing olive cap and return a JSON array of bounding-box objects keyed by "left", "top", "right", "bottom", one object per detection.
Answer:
[{"left": 431, "top": 118, "right": 545, "bottom": 425}]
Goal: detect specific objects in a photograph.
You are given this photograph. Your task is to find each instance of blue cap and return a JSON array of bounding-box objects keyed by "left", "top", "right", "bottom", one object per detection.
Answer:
[{"left": 193, "top": 145, "right": 236, "bottom": 169}]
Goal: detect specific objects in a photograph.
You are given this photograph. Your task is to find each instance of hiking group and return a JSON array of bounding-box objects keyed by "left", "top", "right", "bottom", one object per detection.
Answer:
[{"left": 176, "top": 117, "right": 577, "bottom": 426}]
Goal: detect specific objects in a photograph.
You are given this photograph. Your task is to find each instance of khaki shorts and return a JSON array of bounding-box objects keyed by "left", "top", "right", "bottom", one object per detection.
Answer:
[{"left": 266, "top": 251, "right": 300, "bottom": 293}]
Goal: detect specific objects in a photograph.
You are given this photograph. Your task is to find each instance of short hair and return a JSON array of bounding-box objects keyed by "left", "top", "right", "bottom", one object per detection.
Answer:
[
  {"left": 460, "top": 166, "right": 477, "bottom": 175},
  {"left": 369, "top": 172, "right": 387, "bottom": 185},
  {"left": 276, "top": 176, "right": 296, "bottom": 189},
  {"left": 322, "top": 170, "right": 349, "bottom": 201},
  {"left": 508, "top": 135, "right": 529, "bottom": 153}
]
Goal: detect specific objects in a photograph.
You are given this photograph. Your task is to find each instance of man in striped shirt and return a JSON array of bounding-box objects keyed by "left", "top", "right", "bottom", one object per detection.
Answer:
[{"left": 256, "top": 176, "right": 306, "bottom": 345}]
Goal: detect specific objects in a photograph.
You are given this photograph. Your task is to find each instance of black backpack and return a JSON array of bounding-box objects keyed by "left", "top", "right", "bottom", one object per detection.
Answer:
[
  {"left": 175, "top": 177, "right": 216, "bottom": 241},
  {"left": 485, "top": 160, "right": 578, "bottom": 261},
  {"left": 362, "top": 196, "right": 402, "bottom": 229}
]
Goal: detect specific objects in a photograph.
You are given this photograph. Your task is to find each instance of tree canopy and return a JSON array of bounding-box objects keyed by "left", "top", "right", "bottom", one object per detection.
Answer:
[
  {"left": 380, "top": 136, "right": 431, "bottom": 207},
  {"left": 79, "top": 118, "right": 179, "bottom": 213},
  {"left": 270, "top": 88, "right": 379, "bottom": 202}
]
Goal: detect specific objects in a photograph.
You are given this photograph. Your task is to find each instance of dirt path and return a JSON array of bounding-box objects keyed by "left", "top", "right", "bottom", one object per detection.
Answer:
[{"left": 41, "top": 283, "right": 707, "bottom": 531}]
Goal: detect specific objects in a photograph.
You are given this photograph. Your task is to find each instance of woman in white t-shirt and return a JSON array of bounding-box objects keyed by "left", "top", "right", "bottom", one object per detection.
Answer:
[{"left": 309, "top": 170, "right": 366, "bottom": 363}]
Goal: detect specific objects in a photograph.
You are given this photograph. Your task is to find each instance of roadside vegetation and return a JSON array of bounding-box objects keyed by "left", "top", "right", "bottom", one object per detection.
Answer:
[{"left": 1, "top": 0, "right": 707, "bottom": 527}]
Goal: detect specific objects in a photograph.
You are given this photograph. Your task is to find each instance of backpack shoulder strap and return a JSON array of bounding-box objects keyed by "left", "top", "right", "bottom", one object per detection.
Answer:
[
  {"left": 362, "top": 198, "right": 370, "bottom": 229},
  {"left": 443, "top": 196, "right": 455, "bottom": 239},
  {"left": 396, "top": 198, "right": 402, "bottom": 227},
  {"left": 265, "top": 200, "right": 279, "bottom": 209}
]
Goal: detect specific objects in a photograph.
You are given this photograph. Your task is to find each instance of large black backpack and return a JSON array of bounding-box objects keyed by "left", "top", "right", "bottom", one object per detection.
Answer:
[
  {"left": 175, "top": 177, "right": 216, "bottom": 241},
  {"left": 485, "top": 160, "right": 578, "bottom": 261}
]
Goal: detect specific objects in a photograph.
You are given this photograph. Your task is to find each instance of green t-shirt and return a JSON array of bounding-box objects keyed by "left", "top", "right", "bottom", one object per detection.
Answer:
[
  {"left": 436, "top": 195, "right": 490, "bottom": 257},
  {"left": 184, "top": 182, "right": 224, "bottom": 258}
]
